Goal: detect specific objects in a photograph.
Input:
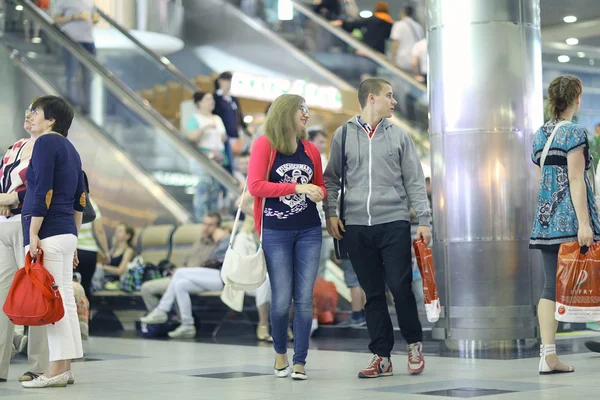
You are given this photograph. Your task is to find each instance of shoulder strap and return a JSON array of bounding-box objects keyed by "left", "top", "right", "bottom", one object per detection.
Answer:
[
  {"left": 230, "top": 150, "right": 273, "bottom": 247},
  {"left": 339, "top": 124, "right": 348, "bottom": 221},
  {"left": 540, "top": 120, "right": 569, "bottom": 170}
]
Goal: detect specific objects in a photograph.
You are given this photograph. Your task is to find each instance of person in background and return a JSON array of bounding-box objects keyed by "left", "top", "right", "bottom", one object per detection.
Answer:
[
  {"left": 308, "top": 129, "right": 333, "bottom": 284},
  {"left": 140, "top": 213, "right": 230, "bottom": 339},
  {"left": 339, "top": 0, "right": 359, "bottom": 20},
  {"left": 100, "top": 222, "right": 135, "bottom": 284},
  {"left": 186, "top": 91, "right": 228, "bottom": 221},
  {"left": 53, "top": 0, "right": 99, "bottom": 112},
  {"left": 0, "top": 100, "right": 49, "bottom": 385},
  {"left": 530, "top": 76, "right": 599, "bottom": 373},
  {"left": 308, "top": 129, "right": 328, "bottom": 171},
  {"left": 140, "top": 213, "right": 223, "bottom": 312},
  {"left": 390, "top": 6, "right": 424, "bottom": 73},
  {"left": 72, "top": 279, "right": 90, "bottom": 341},
  {"left": 76, "top": 198, "right": 110, "bottom": 301},
  {"left": 313, "top": 0, "right": 341, "bottom": 20},
  {"left": 23, "top": 0, "right": 50, "bottom": 43},
  {"left": 248, "top": 94, "right": 326, "bottom": 380},
  {"left": 213, "top": 72, "right": 248, "bottom": 172},
  {"left": 324, "top": 78, "right": 431, "bottom": 378},
  {"left": 587, "top": 123, "right": 600, "bottom": 167},
  {"left": 20, "top": 95, "right": 85, "bottom": 388},
  {"left": 332, "top": 2, "right": 393, "bottom": 55},
  {"left": 411, "top": 38, "right": 427, "bottom": 83},
  {"left": 336, "top": 259, "right": 366, "bottom": 327}
]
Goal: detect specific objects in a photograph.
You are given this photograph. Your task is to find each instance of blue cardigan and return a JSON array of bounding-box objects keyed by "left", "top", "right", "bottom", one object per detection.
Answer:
[{"left": 21, "top": 134, "right": 86, "bottom": 246}]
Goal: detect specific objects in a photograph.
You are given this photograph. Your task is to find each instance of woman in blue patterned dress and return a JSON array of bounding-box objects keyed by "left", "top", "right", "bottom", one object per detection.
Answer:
[{"left": 530, "top": 75, "right": 600, "bottom": 374}]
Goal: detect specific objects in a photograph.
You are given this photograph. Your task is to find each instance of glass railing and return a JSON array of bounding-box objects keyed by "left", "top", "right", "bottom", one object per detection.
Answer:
[
  {"left": 0, "top": 44, "right": 192, "bottom": 226},
  {"left": 3, "top": 0, "right": 239, "bottom": 218},
  {"left": 227, "top": 0, "right": 429, "bottom": 140}
]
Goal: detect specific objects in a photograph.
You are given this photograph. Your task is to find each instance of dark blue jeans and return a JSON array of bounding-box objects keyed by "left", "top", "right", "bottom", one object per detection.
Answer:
[
  {"left": 64, "top": 42, "right": 96, "bottom": 110},
  {"left": 262, "top": 226, "right": 322, "bottom": 366}
]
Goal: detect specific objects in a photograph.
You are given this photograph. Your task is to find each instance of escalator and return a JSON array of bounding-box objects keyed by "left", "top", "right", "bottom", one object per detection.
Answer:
[
  {"left": 0, "top": 0, "right": 239, "bottom": 225},
  {"left": 179, "top": 0, "right": 429, "bottom": 153}
]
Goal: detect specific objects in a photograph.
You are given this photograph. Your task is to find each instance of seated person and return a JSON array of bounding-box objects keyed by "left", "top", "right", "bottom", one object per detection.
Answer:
[
  {"left": 101, "top": 222, "right": 135, "bottom": 284},
  {"left": 140, "top": 212, "right": 225, "bottom": 312},
  {"left": 140, "top": 213, "right": 231, "bottom": 339},
  {"left": 72, "top": 279, "right": 90, "bottom": 341}
]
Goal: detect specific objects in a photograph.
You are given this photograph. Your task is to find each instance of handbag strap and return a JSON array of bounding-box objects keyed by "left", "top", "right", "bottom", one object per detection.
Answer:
[
  {"left": 339, "top": 124, "right": 348, "bottom": 221},
  {"left": 540, "top": 120, "right": 569, "bottom": 170},
  {"left": 259, "top": 150, "right": 273, "bottom": 243},
  {"left": 229, "top": 150, "right": 273, "bottom": 247},
  {"left": 591, "top": 156, "right": 598, "bottom": 196},
  {"left": 25, "top": 252, "right": 58, "bottom": 300}
]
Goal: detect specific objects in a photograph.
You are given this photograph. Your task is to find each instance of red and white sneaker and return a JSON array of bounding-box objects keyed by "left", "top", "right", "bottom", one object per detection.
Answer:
[
  {"left": 358, "top": 355, "right": 393, "bottom": 378},
  {"left": 407, "top": 342, "right": 425, "bottom": 375}
]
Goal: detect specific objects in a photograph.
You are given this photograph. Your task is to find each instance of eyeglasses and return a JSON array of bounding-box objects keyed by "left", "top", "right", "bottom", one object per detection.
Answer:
[{"left": 299, "top": 105, "right": 309, "bottom": 115}]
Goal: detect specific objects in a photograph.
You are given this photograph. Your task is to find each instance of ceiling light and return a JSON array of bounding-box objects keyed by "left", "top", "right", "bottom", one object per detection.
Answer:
[
  {"left": 591, "top": 59, "right": 595, "bottom": 66},
  {"left": 566, "top": 38, "right": 579, "bottom": 45},
  {"left": 563, "top": 16, "right": 577, "bottom": 23},
  {"left": 558, "top": 55, "right": 570, "bottom": 63},
  {"left": 243, "top": 115, "right": 254, "bottom": 124},
  {"left": 359, "top": 10, "right": 373, "bottom": 18},
  {"left": 578, "top": 52, "right": 586, "bottom": 58},
  {"left": 15, "top": 5, "right": 23, "bottom": 11}
]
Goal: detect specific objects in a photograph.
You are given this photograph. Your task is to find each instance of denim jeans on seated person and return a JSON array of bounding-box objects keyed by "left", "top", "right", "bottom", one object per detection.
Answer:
[{"left": 262, "top": 226, "right": 322, "bottom": 366}]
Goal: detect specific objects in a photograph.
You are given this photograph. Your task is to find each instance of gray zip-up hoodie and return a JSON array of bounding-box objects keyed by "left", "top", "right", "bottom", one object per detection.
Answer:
[{"left": 323, "top": 116, "right": 430, "bottom": 227}]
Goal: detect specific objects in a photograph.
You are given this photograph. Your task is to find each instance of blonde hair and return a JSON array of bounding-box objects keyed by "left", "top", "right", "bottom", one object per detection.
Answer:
[
  {"left": 263, "top": 94, "right": 307, "bottom": 155},
  {"left": 547, "top": 75, "right": 582, "bottom": 118}
]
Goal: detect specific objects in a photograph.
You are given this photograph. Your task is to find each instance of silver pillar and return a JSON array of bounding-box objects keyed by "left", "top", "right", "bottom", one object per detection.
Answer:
[{"left": 428, "top": 0, "right": 544, "bottom": 346}]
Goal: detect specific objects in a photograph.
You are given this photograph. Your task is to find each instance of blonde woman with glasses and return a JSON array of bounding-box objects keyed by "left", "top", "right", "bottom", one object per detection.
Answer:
[{"left": 248, "top": 94, "right": 326, "bottom": 380}]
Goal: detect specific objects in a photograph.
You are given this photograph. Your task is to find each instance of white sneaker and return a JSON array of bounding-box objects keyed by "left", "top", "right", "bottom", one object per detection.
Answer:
[
  {"left": 22, "top": 371, "right": 69, "bottom": 388},
  {"left": 167, "top": 324, "right": 196, "bottom": 339},
  {"left": 140, "top": 309, "right": 168, "bottom": 324}
]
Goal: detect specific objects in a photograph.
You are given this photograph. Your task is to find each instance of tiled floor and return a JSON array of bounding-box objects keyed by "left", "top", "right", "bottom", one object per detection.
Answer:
[{"left": 2, "top": 334, "right": 600, "bottom": 399}]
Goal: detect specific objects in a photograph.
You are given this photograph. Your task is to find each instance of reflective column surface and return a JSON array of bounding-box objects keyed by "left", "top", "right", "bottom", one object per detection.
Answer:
[{"left": 428, "top": 0, "right": 544, "bottom": 347}]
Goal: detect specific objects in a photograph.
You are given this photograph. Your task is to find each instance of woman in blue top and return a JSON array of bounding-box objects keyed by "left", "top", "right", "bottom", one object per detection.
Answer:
[
  {"left": 20, "top": 96, "right": 86, "bottom": 388},
  {"left": 530, "top": 76, "right": 600, "bottom": 375}
]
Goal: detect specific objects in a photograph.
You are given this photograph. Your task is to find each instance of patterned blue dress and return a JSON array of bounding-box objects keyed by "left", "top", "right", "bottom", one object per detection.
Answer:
[{"left": 530, "top": 119, "right": 600, "bottom": 250}]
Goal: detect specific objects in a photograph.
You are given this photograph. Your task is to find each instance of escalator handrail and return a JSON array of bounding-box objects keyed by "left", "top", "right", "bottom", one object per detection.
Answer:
[
  {"left": 221, "top": 0, "right": 355, "bottom": 92},
  {"left": 0, "top": 39, "right": 193, "bottom": 224},
  {"left": 93, "top": 6, "right": 198, "bottom": 94},
  {"left": 290, "top": 0, "right": 427, "bottom": 93},
  {"left": 16, "top": 0, "right": 240, "bottom": 194}
]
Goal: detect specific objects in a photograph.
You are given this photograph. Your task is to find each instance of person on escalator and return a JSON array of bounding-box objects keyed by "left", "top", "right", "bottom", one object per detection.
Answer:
[
  {"left": 331, "top": 1, "right": 393, "bottom": 55},
  {"left": 186, "top": 91, "right": 229, "bottom": 222},
  {"left": 213, "top": 72, "right": 248, "bottom": 174},
  {"left": 331, "top": 2, "right": 393, "bottom": 80},
  {"left": 53, "top": 0, "right": 100, "bottom": 113},
  {"left": 313, "top": 0, "right": 341, "bottom": 21}
]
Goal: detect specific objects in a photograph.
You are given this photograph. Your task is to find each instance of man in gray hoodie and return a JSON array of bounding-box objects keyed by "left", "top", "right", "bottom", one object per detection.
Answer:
[{"left": 324, "top": 78, "right": 431, "bottom": 378}]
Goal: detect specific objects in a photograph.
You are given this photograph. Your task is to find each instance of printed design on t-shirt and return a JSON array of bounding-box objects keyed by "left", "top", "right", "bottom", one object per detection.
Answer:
[{"left": 264, "top": 163, "right": 313, "bottom": 220}]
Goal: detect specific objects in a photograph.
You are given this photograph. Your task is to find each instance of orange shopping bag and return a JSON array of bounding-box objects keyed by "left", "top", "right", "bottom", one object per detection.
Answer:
[
  {"left": 555, "top": 242, "right": 600, "bottom": 322},
  {"left": 413, "top": 240, "right": 441, "bottom": 322},
  {"left": 313, "top": 277, "right": 338, "bottom": 324}
]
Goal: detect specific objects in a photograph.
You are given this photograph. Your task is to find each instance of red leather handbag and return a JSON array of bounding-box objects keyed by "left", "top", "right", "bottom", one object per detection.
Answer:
[{"left": 3, "top": 249, "right": 65, "bottom": 326}]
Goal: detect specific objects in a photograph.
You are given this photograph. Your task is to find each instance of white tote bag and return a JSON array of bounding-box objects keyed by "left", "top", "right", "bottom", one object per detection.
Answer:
[{"left": 220, "top": 154, "right": 272, "bottom": 310}]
